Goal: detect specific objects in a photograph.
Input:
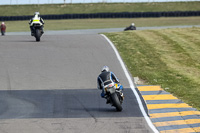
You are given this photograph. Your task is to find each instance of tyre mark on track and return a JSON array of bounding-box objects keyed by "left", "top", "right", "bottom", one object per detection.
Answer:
[{"left": 73, "top": 95, "right": 98, "bottom": 123}]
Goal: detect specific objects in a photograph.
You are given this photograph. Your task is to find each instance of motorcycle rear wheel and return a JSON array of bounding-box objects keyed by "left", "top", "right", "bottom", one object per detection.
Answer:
[
  {"left": 35, "top": 29, "right": 41, "bottom": 42},
  {"left": 111, "top": 93, "right": 122, "bottom": 111}
]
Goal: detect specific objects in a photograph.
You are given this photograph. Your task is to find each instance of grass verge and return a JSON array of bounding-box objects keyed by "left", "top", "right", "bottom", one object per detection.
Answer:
[
  {"left": 0, "top": 2, "right": 200, "bottom": 16},
  {"left": 5, "top": 17, "right": 200, "bottom": 32},
  {"left": 104, "top": 27, "right": 200, "bottom": 110}
]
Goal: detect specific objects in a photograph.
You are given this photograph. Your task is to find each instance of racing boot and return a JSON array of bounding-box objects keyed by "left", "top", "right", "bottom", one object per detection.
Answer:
[
  {"left": 41, "top": 26, "right": 44, "bottom": 34},
  {"left": 120, "top": 92, "right": 124, "bottom": 100},
  {"left": 106, "top": 96, "right": 110, "bottom": 104},
  {"left": 30, "top": 27, "right": 34, "bottom": 36}
]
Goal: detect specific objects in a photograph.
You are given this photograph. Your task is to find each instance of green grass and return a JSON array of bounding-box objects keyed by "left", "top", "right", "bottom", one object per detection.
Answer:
[
  {"left": 104, "top": 27, "right": 200, "bottom": 110},
  {"left": 5, "top": 17, "right": 200, "bottom": 32},
  {"left": 0, "top": 2, "right": 200, "bottom": 16}
]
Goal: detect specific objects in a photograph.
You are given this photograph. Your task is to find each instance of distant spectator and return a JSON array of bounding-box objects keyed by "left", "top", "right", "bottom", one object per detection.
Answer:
[{"left": 1, "top": 22, "right": 6, "bottom": 36}]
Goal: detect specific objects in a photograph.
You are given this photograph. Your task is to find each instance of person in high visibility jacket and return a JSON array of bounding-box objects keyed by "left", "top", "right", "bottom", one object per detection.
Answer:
[{"left": 29, "top": 12, "right": 44, "bottom": 36}]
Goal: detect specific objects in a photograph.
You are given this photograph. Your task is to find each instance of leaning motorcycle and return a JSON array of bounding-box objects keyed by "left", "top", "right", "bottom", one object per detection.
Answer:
[
  {"left": 124, "top": 26, "right": 136, "bottom": 31},
  {"left": 32, "top": 23, "right": 43, "bottom": 42},
  {"left": 104, "top": 83, "right": 124, "bottom": 111}
]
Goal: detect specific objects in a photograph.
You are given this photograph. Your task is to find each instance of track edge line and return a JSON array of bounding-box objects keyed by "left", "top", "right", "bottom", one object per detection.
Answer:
[{"left": 100, "top": 34, "right": 159, "bottom": 133}]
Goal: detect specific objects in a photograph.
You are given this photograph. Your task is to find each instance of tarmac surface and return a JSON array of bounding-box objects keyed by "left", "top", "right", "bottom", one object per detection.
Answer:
[{"left": 0, "top": 34, "right": 154, "bottom": 133}]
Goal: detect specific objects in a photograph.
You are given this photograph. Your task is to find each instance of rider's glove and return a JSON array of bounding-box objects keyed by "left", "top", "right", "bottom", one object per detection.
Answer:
[{"left": 119, "top": 85, "right": 123, "bottom": 90}]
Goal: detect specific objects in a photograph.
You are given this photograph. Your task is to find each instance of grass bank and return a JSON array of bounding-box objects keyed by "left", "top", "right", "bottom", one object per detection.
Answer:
[
  {"left": 0, "top": 2, "right": 200, "bottom": 16},
  {"left": 104, "top": 27, "right": 200, "bottom": 110},
  {"left": 5, "top": 17, "right": 200, "bottom": 32}
]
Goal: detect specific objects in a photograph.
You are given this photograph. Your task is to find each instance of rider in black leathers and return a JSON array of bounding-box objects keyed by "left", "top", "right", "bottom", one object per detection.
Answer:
[
  {"left": 124, "top": 23, "right": 136, "bottom": 31},
  {"left": 97, "top": 66, "right": 123, "bottom": 98}
]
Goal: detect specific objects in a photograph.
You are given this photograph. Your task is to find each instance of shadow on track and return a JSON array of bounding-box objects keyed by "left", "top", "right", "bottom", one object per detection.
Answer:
[{"left": 0, "top": 88, "right": 143, "bottom": 119}]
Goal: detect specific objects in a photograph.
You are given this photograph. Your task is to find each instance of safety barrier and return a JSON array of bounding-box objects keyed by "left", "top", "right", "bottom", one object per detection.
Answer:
[{"left": 0, "top": 11, "right": 200, "bottom": 21}]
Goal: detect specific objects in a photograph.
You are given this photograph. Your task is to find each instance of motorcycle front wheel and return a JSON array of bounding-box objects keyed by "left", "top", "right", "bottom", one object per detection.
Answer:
[{"left": 111, "top": 93, "right": 122, "bottom": 111}]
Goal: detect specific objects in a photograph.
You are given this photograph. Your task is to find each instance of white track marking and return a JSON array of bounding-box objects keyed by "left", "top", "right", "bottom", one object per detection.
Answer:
[{"left": 101, "top": 34, "right": 159, "bottom": 133}]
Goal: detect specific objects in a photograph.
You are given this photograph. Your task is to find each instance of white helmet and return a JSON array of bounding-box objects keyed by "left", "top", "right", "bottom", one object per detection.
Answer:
[
  {"left": 2, "top": 22, "right": 4, "bottom": 25},
  {"left": 34, "top": 12, "right": 40, "bottom": 17},
  {"left": 102, "top": 66, "right": 109, "bottom": 72},
  {"left": 34, "top": 12, "right": 40, "bottom": 15},
  {"left": 131, "top": 23, "right": 135, "bottom": 26}
]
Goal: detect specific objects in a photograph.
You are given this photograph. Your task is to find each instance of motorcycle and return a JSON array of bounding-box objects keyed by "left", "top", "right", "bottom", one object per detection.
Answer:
[
  {"left": 32, "top": 23, "right": 43, "bottom": 42},
  {"left": 104, "top": 83, "right": 124, "bottom": 111},
  {"left": 124, "top": 25, "right": 136, "bottom": 31}
]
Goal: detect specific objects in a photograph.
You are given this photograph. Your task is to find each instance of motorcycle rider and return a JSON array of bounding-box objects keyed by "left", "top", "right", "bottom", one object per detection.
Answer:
[
  {"left": 130, "top": 23, "right": 136, "bottom": 30},
  {"left": 1, "top": 22, "right": 6, "bottom": 36},
  {"left": 29, "top": 12, "right": 44, "bottom": 36},
  {"left": 124, "top": 23, "right": 136, "bottom": 31},
  {"left": 97, "top": 66, "right": 123, "bottom": 102},
  {"left": 131, "top": 23, "right": 135, "bottom": 27}
]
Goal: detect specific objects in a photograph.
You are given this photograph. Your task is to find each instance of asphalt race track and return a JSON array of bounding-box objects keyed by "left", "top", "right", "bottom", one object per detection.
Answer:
[{"left": 0, "top": 34, "right": 154, "bottom": 133}]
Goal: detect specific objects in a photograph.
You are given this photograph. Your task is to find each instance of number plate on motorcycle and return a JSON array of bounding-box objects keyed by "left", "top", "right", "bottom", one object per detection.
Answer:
[{"left": 109, "top": 84, "right": 113, "bottom": 87}]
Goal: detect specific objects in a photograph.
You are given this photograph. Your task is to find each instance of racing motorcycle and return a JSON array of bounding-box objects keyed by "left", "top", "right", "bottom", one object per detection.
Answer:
[
  {"left": 32, "top": 23, "right": 43, "bottom": 42},
  {"left": 124, "top": 25, "right": 136, "bottom": 31},
  {"left": 104, "top": 83, "right": 124, "bottom": 111}
]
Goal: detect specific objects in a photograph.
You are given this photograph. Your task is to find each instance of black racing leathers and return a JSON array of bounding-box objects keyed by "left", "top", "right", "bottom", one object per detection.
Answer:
[{"left": 97, "top": 71, "right": 119, "bottom": 90}]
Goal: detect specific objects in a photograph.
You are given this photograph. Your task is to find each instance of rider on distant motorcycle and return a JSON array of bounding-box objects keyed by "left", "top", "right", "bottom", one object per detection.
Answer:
[
  {"left": 29, "top": 12, "right": 44, "bottom": 36},
  {"left": 124, "top": 23, "right": 136, "bottom": 31},
  {"left": 97, "top": 66, "right": 123, "bottom": 101}
]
